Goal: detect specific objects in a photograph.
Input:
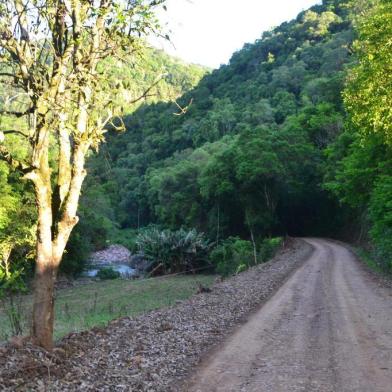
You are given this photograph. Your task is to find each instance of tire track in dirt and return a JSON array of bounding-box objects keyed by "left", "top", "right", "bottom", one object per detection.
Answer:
[{"left": 186, "top": 239, "right": 392, "bottom": 392}]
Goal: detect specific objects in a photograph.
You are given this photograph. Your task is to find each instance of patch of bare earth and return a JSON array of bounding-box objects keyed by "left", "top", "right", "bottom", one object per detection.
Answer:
[{"left": 0, "top": 239, "right": 312, "bottom": 391}]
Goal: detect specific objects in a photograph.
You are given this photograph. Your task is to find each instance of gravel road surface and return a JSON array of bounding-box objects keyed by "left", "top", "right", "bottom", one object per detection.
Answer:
[
  {"left": 0, "top": 239, "right": 312, "bottom": 391},
  {"left": 187, "top": 239, "right": 392, "bottom": 392}
]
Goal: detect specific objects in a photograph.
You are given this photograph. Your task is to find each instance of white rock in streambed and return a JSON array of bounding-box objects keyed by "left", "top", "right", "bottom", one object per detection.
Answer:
[{"left": 89, "top": 245, "right": 131, "bottom": 265}]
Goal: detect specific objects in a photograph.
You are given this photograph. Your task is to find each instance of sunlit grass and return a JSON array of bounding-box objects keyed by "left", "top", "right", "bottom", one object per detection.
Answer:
[{"left": 0, "top": 274, "right": 215, "bottom": 341}]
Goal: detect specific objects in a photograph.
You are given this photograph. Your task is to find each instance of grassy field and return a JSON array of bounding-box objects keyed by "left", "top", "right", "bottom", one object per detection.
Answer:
[{"left": 0, "top": 274, "right": 215, "bottom": 341}]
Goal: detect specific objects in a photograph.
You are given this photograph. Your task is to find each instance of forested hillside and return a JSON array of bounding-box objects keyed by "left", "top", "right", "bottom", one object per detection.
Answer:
[
  {"left": 1, "top": 0, "right": 390, "bottom": 280},
  {"left": 78, "top": 0, "right": 391, "bottom": 272},
  {"left": 1, "top": 0, "right": 391, "bottom": 355},
  {"left": 0, "top": 47, "right": 207, "bottom": 276},
  {"left": 80, "top": 0, "right": 358, "bottom": 254}
]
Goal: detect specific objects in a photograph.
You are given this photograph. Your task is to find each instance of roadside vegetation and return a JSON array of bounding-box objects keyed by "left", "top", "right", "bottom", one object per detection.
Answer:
[
  {"left": 0, "top": 0, "right": 391, "bottom": 350},
  {"left": 210, "top": 237, "right": 283, "bottom": 277},
  {"left": 355, "top": 248, "right": 391, "bottom": 276},
  {"left": 0, "top": 274, "right": 215, "bottom": 342},
  {"left": 0, "top": 227, "right": 283, "bottom": 341}
]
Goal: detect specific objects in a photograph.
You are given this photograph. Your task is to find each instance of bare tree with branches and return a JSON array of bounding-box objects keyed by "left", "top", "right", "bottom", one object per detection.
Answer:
[{"left": 0, "top": 0, "right": 166, "bottom": 350}]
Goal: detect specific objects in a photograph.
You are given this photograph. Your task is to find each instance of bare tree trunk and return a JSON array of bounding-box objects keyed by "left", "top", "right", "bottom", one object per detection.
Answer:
[
  {"left": 216, "top": 202, "right": 220, "bottom": 244},
  {"left": 245, "top": 211, "right": 258, "bottom": 266},
  {"left": 1, "top": 245, "right": 13, "bottom": 279},
  {"left": 31, "top": 258, "right": 57, "bottom": 350},
  {"left": 249, "top": 227, "right": 257, "bottom": 266},
  {"left": 30, "top": 139, "right": 88, "bottom": 349},
  {"left": 31, "top": 176, "right": 57, "bottom": 350}
]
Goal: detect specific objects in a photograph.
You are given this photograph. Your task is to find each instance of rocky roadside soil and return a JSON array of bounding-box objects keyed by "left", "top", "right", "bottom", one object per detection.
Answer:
[{"left": 0, "top": 238, "right": 313, "bottom": 392}]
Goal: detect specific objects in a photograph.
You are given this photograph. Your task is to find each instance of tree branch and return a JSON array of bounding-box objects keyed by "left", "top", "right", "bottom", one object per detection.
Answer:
[
  {"left": 128, "top": 75, "right": 165, "bottom": 105},
  {"left": 173, "top": 98, "right": 193, "bottom": 116},
  {"left": 0, "top": 72, "right": 16, "bottom": 78},
  {"left": 0, "top": 107, "right": 34, "bottom": 118},
  {"left": 57, "top": 120, "right": 72, "bottom": 205},
  {"left": 0, "top": 144, "right": 33, "bottom": 174},
  {"left": 2, "top": 129, "right": 29, "bottom": 138}
]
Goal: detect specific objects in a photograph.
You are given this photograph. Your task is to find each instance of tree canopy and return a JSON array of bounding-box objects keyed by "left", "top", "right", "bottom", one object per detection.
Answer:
[
  {"left": 344, "top": 0, "right": 392, "bottom": 145},
  {"left": 84, "top": 0, "right": 353, "bottom": 246},
  {"left": 0, "top": 0, "right": 168, "bottom": 349}
]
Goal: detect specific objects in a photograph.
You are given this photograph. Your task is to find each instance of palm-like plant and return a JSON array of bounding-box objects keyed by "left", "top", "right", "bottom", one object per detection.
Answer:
[{"left": 136, "top": 228, "right": 211, "bottom": 274}]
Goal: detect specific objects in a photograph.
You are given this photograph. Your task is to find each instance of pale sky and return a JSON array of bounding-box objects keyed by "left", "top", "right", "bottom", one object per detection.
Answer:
[{"left": 151, "top": 0, "right": 322, "bottom": 68}]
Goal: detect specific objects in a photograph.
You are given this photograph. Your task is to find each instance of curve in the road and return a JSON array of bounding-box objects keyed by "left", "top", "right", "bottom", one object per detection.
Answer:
[{"left": 186, "top": 238, "right": 392, "bottom": 392}]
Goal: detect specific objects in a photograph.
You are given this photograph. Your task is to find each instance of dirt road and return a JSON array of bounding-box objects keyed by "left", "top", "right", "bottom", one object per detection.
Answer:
[{"left": 187, "top": 239, "right": 392, "bottom": 392}]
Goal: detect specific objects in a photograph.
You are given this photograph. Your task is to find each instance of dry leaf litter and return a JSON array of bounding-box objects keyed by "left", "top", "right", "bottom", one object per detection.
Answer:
[{"left": 0, "top": 238, "right": 313, "bottom": 391}]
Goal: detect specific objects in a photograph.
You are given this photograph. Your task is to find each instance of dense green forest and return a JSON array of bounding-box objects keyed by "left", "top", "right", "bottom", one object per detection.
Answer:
[
  {"left": 1, "top": 0, "right": 391, "bottom": 282},
  {"left": 76, "top": 2, "right": 349, "bottom": 249},
  {"left": 86, "top": 0, "right": 352, "bottom": 238},
  {"left": 0, "top": 47, "right": 207, "bottom": 277},
  {"left": 77, "top": 0, "right": 390, "bottom": 272}
]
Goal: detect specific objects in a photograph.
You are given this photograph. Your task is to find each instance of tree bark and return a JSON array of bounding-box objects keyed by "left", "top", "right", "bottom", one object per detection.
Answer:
[
  {"left": 30, "top": 137, "right": 89, "bottom": 349},
  {"left": 31, "top": 259, "right": 57, "bottom": 350},
  {"left": 216, "top": 202, "right": 220, "bottom": 244},
  {"left": 31, "top": 182, "right": 58, "bottom": 350},
  {"left": 249, "top": 227, "right": 258, "bottom": 266},
  {"left": 28, "top": 121, "right": 56, "bottom": 349},
  {"left": 245, "top": 211, "right": 258, "bottom": 266}
]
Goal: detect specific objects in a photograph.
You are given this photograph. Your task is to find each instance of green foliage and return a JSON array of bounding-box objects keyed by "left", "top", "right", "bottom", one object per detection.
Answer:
[
  {"left": 60, "top": 231, "right": 92, "bottom": 277},
  {"left": 210, "top": 237, "right": 254, "bottom": 277},
  {"left": 0, "top": 262, "right": 27, "bottom": 298},
  {"left": 301, "top": 10, "right": 342, "bottom": 37},
  {"left": 5, "top": 0, "right": 388, "bottom": 283},
  {"left": 60, "top": 184, "right": 118, "bottom": 276},
  {"left": 344, "top": 0, "right": 392, "bottom": 145},
  {"left": 146, "top": 148, "right": 210, "bottom": 228},
  {"left": 97, "top": 267, "right": 121, "bottom": 280},
  {"left": 260, "top": 237, "right": 284, "bottom": 262},
  {"left": 325, "top": 133, "right": 387, "bottom": 208},
  {"left": 0, "top": 27, "right": 207, "bottom": 281},
  {"left": 325, "top": 0, "right": 392, "bottom": 267},
  {"left": 0, "top": 160, "right": 35, "bottom": 296},
  {"left": 210, "top": 236, "right": 283, "bottom": 277},
  {"left": 99, "top": 47, "right": 208, "bottom": 115},
  {"left": 368, "top": 175, "right": 392, "bottom": 270},
  {"left": 109, "top": 228, "right": 140, "bottom": 253},
  {"left": 85, "top": 0, "right": 354, "bottom": 244},
  {"left": 355, "top": 248, "right": 385, "bottom": 275},
  {"left": 136, "top": 228, "right": 211, "bottom": 274}
]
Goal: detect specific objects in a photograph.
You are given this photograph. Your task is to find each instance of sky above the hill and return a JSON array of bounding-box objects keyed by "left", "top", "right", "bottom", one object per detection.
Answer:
[{"left": 151, "top": 0, "right": 322, "bottom": 68}]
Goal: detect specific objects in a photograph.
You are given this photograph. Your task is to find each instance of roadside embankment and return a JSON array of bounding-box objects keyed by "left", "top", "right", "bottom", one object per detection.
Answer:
[{"left": 0, "top": 238, "right": 313, "bottom": 391}]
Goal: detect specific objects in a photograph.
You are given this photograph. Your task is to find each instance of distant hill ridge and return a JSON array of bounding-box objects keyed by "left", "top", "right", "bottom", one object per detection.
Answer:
[{"left": 74, "top": 0, "right": 355, "bottom": 260}]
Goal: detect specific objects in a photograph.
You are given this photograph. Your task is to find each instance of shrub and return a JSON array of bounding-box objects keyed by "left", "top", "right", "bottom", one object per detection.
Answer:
[
  {"left": 109, "top": 228, "right": 139, "bottom": 253},
  {"left": 210, "top": 236, "right": 283, "bottom": 277},
  {"left": 136, "top": 228, "right": 211, "bottom": 274},
  {"left": 368, "top": 175, "right": 392, "bottom": 271},
  {"left": 0, "top": 248, "right": 30, "bottom": 337},
  {"left": 97, "top": 267, "right": 120, "bottom": 280},
  {"left": 259, "top": 237, "right": 283, "bottom": 262},
  {"left": 210, "top": 237, "right": 254, "bottom": 277},
  {"left": 61, "top": 231, "right": 91, "bottom": 277}
]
